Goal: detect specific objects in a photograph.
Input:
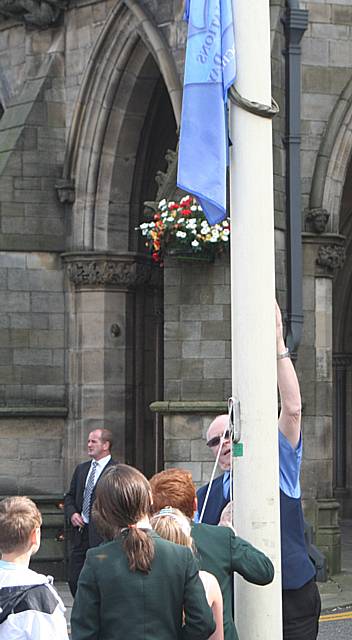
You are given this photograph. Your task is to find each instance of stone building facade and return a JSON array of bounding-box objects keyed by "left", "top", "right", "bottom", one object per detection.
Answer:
[{"left": 0, "top": 0, "right": 351, "bottom": 575}]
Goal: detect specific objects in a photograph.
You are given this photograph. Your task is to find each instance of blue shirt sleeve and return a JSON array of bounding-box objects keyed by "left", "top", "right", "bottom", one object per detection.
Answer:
[{"left": 279, "top": 430, "right": 302, "bottom": 498}]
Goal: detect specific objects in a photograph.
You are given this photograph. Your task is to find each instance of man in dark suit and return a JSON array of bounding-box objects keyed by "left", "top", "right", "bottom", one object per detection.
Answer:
[
  {"left": 150, "top": 468, "right": 274, "bottom": 640},
  {"left": 196, "top": 414, "right": 231, "bottom": 524},
  {"left": 64, "top": 428, "right": 115, "bottom": 596}
]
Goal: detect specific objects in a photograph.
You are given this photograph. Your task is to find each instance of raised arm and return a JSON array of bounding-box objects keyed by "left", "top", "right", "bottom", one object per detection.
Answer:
[{"left": 276, "top": 302, "right": 301, "bottom": 448}]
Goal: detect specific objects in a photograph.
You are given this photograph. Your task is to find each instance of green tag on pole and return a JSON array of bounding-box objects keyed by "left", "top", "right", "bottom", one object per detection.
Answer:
[{"left": 233, "top": 442, "right": 243, "bottom": 457}]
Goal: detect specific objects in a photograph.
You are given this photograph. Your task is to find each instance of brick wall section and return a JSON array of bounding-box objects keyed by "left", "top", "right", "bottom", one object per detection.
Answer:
[
  {"left": 0, "top": 417, "right": 64, "bottom": 494},
  {"left": 164, "top": 254, "right": 231, "bottom": 402},
  {"left": 163, "top": 412, "right": 221, "bottom": 487},
  {"left": 0, "top": 252, "right": 65, "bottom": 407}
]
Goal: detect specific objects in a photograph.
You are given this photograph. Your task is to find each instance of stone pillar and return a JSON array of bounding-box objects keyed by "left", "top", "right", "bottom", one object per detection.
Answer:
[
  {"left": 62, "top": 252, "right": 154, "bottom": 480},
  {"left": 301, "top": 232, "right": 345, "bottom": 574}
]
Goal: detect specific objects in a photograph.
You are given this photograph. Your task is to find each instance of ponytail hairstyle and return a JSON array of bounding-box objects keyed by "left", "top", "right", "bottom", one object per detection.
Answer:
[
  {"left": 150, "top": 506, "right": 194, "bottom": 551},
  {"left": 92, "top": 464, "right": 154, "bottom": 573}
]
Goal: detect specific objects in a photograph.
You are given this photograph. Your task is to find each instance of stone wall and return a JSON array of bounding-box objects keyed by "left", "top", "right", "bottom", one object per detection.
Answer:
[
  {"left": 0, "top": 252, "right": 65, "bottom": 408},
  {"left": 164, "top": 254, "right": 231, "bottom": 402},
  {"left": 0, "top": 250, "right": 65, "bottom": 494},
  {"left": 0, "top": 416, "right": 65, "bottom": 494}
]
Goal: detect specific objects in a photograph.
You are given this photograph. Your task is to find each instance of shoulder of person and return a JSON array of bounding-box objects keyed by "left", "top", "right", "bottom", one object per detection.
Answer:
[
  {"left": 192, "top": 522, "right": 232, "bottom": 542},
  {"left": 72, "top": 460, "right": 91, "bottom": 474},
  {"left": 85, "top": 539, "right": 118, "bottom": 561},
  {"left": 154, "top": 533, "right": 194, "bottom": 559}
]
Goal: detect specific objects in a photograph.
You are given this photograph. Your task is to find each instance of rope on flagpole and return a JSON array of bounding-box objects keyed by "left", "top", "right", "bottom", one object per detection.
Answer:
[{"left": 229, "top": 85, "right": 279, "bottom": 119}]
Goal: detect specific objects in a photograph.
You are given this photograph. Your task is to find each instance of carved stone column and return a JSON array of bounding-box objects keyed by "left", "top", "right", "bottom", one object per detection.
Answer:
[
  {"left": 301, "top": 232, "right": 345, "bottom": 574},
  {"left": 62, "top": 252, "right": 155, "bottom": 479}
]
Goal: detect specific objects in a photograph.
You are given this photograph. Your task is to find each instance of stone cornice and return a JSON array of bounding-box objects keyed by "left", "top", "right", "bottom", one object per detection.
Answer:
[
  {"left": 0, "top": 406, "right": 67, "bottom": 417},
  {"left": 150, "top": 401, "right": 228, "bottom": 414},
  {"left": 0, "top": 1, "right": 68, "bottom": 29},
  {"left": 62, "top": 252, "right": 159, "bottom": 290}
]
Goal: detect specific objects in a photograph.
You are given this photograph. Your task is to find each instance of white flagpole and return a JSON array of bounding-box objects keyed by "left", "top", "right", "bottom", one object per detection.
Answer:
[{"left": 229, "top": 1, "right": 282, "bottom": 638}]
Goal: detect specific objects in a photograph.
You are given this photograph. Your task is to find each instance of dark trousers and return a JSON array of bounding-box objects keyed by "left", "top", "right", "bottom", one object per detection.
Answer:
[
  {"left": 282, "top": 579, "right": 321, "bottom": 640},
  {"left": 68, "top": 525, "right": 90, "bottom": 597}
]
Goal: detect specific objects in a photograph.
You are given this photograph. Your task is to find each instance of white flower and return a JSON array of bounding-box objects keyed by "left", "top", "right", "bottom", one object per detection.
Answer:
[
  {"left": 161, "top": 212, "right": 168, "bottom": 218},
  {"left": 222, "top": 235, "right": 229, "bottom": 241},
  {"left": 178, "top": 218, "right": 184, "bottom": 223},
  {"left": 191, "top": 239, "right": 200, "bottom": 247},
  {"left": 210, "top": 236, "right": 218, "bottom": 243},
  {"left": 176, "top": 231, "right": 187, "bottom": 238},
  {"left": 222, "top": 220, "right": 229, "bottom": 227},
  {"left": 166, "top": 216, "right": 175, "bottom": 222},
  {"left": 140, "top": 223, "right": 149, "bottom": 229},
  {"left": 159, "top": 198, "right": 166, "bottom": 207},
  {"left": 190, "top": 205, "right": 197, "bottom": 211},
  {"left": 149, "top": 222, "right": 155, "bottom": 227},
  {"left": 222, "top": 228, "right": 230, "bottom": 236},
  {"left": 168, "top": 201, "right": 175, "bottom": 207}
]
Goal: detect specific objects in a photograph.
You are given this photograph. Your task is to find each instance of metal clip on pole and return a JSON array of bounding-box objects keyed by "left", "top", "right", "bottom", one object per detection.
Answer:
[{"left": 228, "top": 397, "right": 243, "bottom": 457}]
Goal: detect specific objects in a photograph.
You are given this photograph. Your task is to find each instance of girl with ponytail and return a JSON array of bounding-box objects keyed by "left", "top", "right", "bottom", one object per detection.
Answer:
[
  {"left": 151, "top": 507, "right": 224, "bottom": 640},
  {"left": 71, "top": 464, "right": 215, "bottom": 640}
]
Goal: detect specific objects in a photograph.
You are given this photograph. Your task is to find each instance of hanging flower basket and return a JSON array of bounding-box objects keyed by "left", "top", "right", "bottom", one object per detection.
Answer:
[{"left": 136, "top": 195, "right": 230, "bottom": 267}]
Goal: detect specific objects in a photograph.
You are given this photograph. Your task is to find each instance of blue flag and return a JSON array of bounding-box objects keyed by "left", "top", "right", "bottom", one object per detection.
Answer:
[{"left": 177, "top": 0, "right": 236, "bottom": 225}]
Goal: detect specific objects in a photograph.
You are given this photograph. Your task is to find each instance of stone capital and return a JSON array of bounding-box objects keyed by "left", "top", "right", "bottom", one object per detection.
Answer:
[
  {"left": 62, "top": 252, "right": 159, "bottom": 290},
  {"left": 302, "top": 233, "right": 345, "bottom": 278},
  {"left": 0, "top": 1, "right": 68, "bottom": 29},
  {"left": 316, "top": 244, "right": 345, "bottom": 276},
  {"left": 333, "top": 353, "right": 352, "bottom": 369}
]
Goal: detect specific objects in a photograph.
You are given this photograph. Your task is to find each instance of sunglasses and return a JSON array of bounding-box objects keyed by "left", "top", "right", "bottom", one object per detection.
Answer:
[{"left": 206, "top": 430, "right": 230, "bottom": 448}]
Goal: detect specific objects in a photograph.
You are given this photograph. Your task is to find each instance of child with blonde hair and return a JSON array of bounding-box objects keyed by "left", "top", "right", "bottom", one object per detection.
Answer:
[
  {"left": 151, "top": 507, "right": 224, "bottom": 640},
  {"left": 0, "top": 496, "right": 68, "bottom": 640}
]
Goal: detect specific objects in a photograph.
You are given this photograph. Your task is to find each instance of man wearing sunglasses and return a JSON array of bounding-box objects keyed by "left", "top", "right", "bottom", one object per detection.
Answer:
[
  {"left": 196, "top": 302, "right": 321, "bottom": 639},
  {"left": 196, "top": 416, "right": 232, "bottom": 524}
]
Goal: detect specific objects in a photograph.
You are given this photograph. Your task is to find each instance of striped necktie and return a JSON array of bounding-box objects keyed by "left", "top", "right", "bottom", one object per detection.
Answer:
[{"left": 82, "top": 461, "right": 98, "bottom": 522}]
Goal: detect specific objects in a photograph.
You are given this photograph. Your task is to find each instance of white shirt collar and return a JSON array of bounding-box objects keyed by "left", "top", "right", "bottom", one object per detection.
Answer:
[{"left": 93, "top": 454, "right": 111, "bottom": 468}]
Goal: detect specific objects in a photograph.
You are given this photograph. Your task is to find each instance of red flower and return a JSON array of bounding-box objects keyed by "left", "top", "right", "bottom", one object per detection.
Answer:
[
  {"left": 154, "top": 213, "right": 161, "bottom": 221},
  {"left": 169, "top": 203, "right": 179, "bottom": 210},
  {"left": 152, "top": 252, "right": 161, "bottom": 262},
  {"left": 182, "top": 209, "right": 192, "bottom": 216}
]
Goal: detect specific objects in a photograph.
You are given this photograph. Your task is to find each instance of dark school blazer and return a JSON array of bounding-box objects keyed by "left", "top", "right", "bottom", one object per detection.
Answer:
[
  {"left": 192, "top": 522, "right": 275, "bottom": 640},
  {"left": 196, "top": 473, "right": 229, "bottom": 525},
  {"left": 71, "top": 531, "right": 216, "bottom": 640},
  {"left": 64, "top": 458, "right": 116, "bottom": 547}
]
